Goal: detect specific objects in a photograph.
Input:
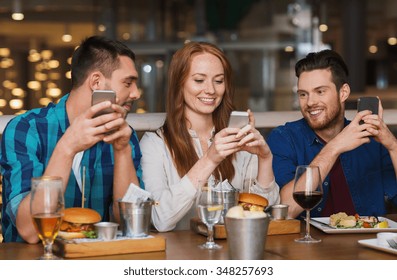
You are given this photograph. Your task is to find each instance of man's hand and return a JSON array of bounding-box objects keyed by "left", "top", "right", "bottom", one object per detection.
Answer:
[
  {"left": 102, "top": 103, "right": 132, "bottom": 151},
  {"left": 361, "top": 100, "right": 397, "bottom": 152},
  {"left": 328, "top": 110, "right": 373, "bottom": 154},
  {"left": 62, "top": 101, "right": 127, "bottom": 155}
]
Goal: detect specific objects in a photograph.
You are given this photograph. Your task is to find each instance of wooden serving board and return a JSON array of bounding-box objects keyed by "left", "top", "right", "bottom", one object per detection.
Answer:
[
  {"left": 53, "top": 234, "right": 166, "bottom": 258},
  {"left": 190, "top": 217, "right": 300, "bottom": 239}
]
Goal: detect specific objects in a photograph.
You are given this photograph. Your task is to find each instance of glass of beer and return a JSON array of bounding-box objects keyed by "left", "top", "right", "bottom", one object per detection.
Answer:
[{"left": 30, "top": 176, "right": 64, "bottom": 260}]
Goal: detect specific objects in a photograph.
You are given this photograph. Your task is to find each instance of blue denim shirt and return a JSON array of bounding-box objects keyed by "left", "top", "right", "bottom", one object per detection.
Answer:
[{"left": 267, "top": 118, "right": 397, "bottom": 217}]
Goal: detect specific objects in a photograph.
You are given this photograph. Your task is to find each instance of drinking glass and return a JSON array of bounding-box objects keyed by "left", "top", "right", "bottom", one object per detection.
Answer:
[
  {"left": 292, "top": 165, "right": 323, "bottom": 243},
  {"left": 30, "top": 176, "right": 64, "bottom": 260},
  {"left": 196, "top": 177, "right": 223, "bottom": 249}
]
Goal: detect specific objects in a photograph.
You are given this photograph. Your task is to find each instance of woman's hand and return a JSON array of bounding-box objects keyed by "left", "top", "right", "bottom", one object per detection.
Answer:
[
  {"left": 205, "top": 126, "right": 242, "bottom": 165},
  {"left": 234, "top": 110, "right": 272, "bottom": 159}
]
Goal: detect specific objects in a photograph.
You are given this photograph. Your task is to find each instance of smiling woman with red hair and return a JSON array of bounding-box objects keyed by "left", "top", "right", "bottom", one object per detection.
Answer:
[{"left": 140, "top": 41, "right": 279, "bottom": 232}]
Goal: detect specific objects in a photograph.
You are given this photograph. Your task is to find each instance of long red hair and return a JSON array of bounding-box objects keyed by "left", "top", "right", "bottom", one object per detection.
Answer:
[{"left": 162, "top": 41, "right": 235, "bottom": 181}]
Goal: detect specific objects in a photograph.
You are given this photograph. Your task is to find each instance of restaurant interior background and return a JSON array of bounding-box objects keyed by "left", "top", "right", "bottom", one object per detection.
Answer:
[{"left": 0, "top": 0, "right": 396, "bottom": 117}]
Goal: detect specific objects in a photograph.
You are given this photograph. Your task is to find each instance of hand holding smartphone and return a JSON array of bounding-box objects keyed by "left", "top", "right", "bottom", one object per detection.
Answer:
[
  {"left": 91, "top": 90, "right": 116, "bottom": 118},
  {"left": 228, "top": 111, "right": 249, "bottom": 128},
  {"left": 357, "top": 96, "right": 379, "bottom": 125}
]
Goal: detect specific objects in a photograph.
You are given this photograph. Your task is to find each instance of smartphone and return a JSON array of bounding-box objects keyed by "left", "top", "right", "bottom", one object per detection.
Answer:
[
  {"left": 357, "top": 96, "right": 379, "bottom": 124},
  {"left": 228, "top": 111, "right": 249, "bottom": 128},
  {"left": 92, "top": 90, "right": 116, "bottom": 117}
]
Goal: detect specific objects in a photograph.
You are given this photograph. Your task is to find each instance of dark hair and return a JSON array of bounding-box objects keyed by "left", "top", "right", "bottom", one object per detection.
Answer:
[
  {"left": 295, "top": 49, "right": 349, "bottom": 91},
  {"left": 71, "top": 36, "right": 136, "bottom": 88},
  {"left": 162, "top": 41, "right": 235, "bottom": 181}
]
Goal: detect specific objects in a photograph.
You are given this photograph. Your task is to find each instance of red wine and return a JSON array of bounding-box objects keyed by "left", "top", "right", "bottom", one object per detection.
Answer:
[{"left": 293, "top": 191, "right": 323, "bottom": 210}]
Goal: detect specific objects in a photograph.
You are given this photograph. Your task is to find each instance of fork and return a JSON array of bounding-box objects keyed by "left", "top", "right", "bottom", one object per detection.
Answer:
[{"left": 386, "top": 239, "right": 397, "bottom": 249}]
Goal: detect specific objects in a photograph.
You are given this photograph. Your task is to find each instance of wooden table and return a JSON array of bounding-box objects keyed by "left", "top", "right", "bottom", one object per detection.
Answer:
[{"left": 1, "top": 215, "right": 397, "bottom": 260}]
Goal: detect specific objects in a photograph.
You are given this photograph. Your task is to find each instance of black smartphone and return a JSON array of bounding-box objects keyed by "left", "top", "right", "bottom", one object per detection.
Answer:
[
  {"left": 92, "top": 90, "right": 116, "bottom": 117},
  {"left": 228, "top": 111, "right": 249, "bottom": 128},
  {"left": 357, "top": 96, "right": 379, "bottom": 124}
]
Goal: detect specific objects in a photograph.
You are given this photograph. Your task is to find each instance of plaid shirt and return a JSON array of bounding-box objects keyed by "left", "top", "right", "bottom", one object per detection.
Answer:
[{"left": 0, "top": 94, "right": 143, "bottom": 242}]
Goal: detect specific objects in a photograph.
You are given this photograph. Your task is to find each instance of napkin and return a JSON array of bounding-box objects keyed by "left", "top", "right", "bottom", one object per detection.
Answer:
[
  {"left": 221, "top": 179, "right": 237, "bottom": 191},
  {"left": 121, "top": 182, "right": 153, "bottom": 203}
]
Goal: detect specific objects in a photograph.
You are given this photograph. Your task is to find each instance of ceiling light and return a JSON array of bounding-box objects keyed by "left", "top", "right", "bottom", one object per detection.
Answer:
[
  {"left": 12, "top": 0, "right": 24, "bottom": 21},
  {"left": 10, "top": 99, "right": 24, "bottom": 109},
  {"left": 11, "top": 88, "right": 25, "bottom": 97},
  {"left": 98, "top": 24, "right": 106, "bottom": 32},
  {"left": 48, "top": 60, "right": 60, "bottom": 69},
  {"left": 62, "top": 24, "right": 73, "bottom": 42},
  {"left": 46, "top": 88, "right": 62, "bottom": 98},
  {"left": 47, "top": 82, "right": 57, "bottom": 88},
  {"left": 27, "top": 81, "right": 41, "bottom": 90},
  {"left": 122, "top": 33, "right": 131, "bottom": 40},
  {"left": 0, "top": 99, "right": 7, "bottom": 108},
  {"left": 369, "top": 45, "right": 378, "bottom": 54},
  {"left": 319, "top": 24, "right": 328, "bottom": 32},
  {"left": 0, "top": 48, "right": 10, "bottom": 57},
  {"left": 62, "top": 34, "right": 72, "bottom": 42},
  {"left": 41, "top": 50, "right": 53, "bottom": 60},
  {"left": 28, "top": 51, "right": 41, "bottom": 62},
  {"left": 387, "top": 37, "right": 397, "bottom": 45}
]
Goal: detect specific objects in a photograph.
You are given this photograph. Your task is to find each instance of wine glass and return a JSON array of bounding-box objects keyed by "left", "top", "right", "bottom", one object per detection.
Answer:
[
  {"left": 292, "top": 165, "right": 323, "bottom": 243},
  {"left": 30, "top": 176, "right": 64, "bottom": 260},
  {"left": 196, "top": 177, "right": 224, "bottom": 249}
]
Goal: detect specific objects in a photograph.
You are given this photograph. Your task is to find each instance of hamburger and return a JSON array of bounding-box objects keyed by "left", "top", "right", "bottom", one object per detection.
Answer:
[
  {"left": 238, "top": 193, "right": 268, "bottom": 212},
  {"left": 58, "top": 208, "right": 101, "bottom": 239}
]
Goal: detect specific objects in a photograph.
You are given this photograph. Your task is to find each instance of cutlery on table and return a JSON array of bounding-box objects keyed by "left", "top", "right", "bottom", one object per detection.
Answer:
[
  {"left": 386, "top": 239, "right": 397, "bottom": 249},
  {"left": 305, "top": 217, "right": 335, "bottom": 229}
]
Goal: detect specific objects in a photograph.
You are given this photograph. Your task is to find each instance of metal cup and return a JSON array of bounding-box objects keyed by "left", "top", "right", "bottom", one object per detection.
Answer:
[
  {"left": 216, "top": 189, "right": 239, "bottom": 224},
  {"left": 225, "top": 215, "right": 270, "bottom": 259},
  {"left": 270, "top": 204, "right": 289, "bottom": 220},
  {"left": 118, "top": 200, "right": 153, "bottom": 237},
  {"left": 94, "top": 222, "right": 119, "bottom": 240}
]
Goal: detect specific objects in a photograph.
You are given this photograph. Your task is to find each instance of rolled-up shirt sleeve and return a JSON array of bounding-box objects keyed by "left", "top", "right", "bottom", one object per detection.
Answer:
[{"left": 249, "top": 178, "right": 280, "bottom": 205}]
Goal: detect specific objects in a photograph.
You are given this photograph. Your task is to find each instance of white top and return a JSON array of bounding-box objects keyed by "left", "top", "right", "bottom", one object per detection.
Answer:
[{"left": 140, "top": 129, "right": 280, "bottom": 232}]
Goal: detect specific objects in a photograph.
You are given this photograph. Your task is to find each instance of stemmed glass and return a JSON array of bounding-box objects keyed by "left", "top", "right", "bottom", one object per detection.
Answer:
[
  {"left": 292, "top": 165, "right": 323, "bottom": 243},
  {"left": 30, "top": 176, "right": 64, "bottom": 260},
  {"left": 196, "top": 177, "right": 224, "bottom": 249}
]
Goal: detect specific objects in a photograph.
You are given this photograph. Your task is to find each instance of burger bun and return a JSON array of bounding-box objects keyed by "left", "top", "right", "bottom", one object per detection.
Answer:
[
  {"left": 63, "top": 207, "right": 101, "bottom": 224},
  {"left": 238, "top": 193, "right": 269, "bottom": 208},
  {"left": 57, "top": 231, "right": 86, "bottom": 240}
]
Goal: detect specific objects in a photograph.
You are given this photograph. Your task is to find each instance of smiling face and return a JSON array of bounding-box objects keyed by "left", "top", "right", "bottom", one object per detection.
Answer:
[
  {"left": 297, "top": 69, "right": 345, "bottom": 132},
  {"left": 105, "top": 55, "right": 140, "bottom": 113},
  {"left": 183, "top": 52, "right": 225, "bottom": 122}
]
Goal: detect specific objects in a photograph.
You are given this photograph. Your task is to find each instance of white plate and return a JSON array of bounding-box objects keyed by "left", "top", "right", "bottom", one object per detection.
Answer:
[
  {"left": 358, "top": 238, "right": 397, "bottom": 255},
  {"left": 310, "top": 217, "right": 397, "bottom": 234}
]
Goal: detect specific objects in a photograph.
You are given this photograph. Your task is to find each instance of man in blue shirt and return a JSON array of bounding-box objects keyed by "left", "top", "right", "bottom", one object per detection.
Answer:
[
  {"left": 0, "top": 36, "right": 143, "bottom": 243},
  {"left": 267, "top": 49, "right": 397, "bottom": 219}
]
